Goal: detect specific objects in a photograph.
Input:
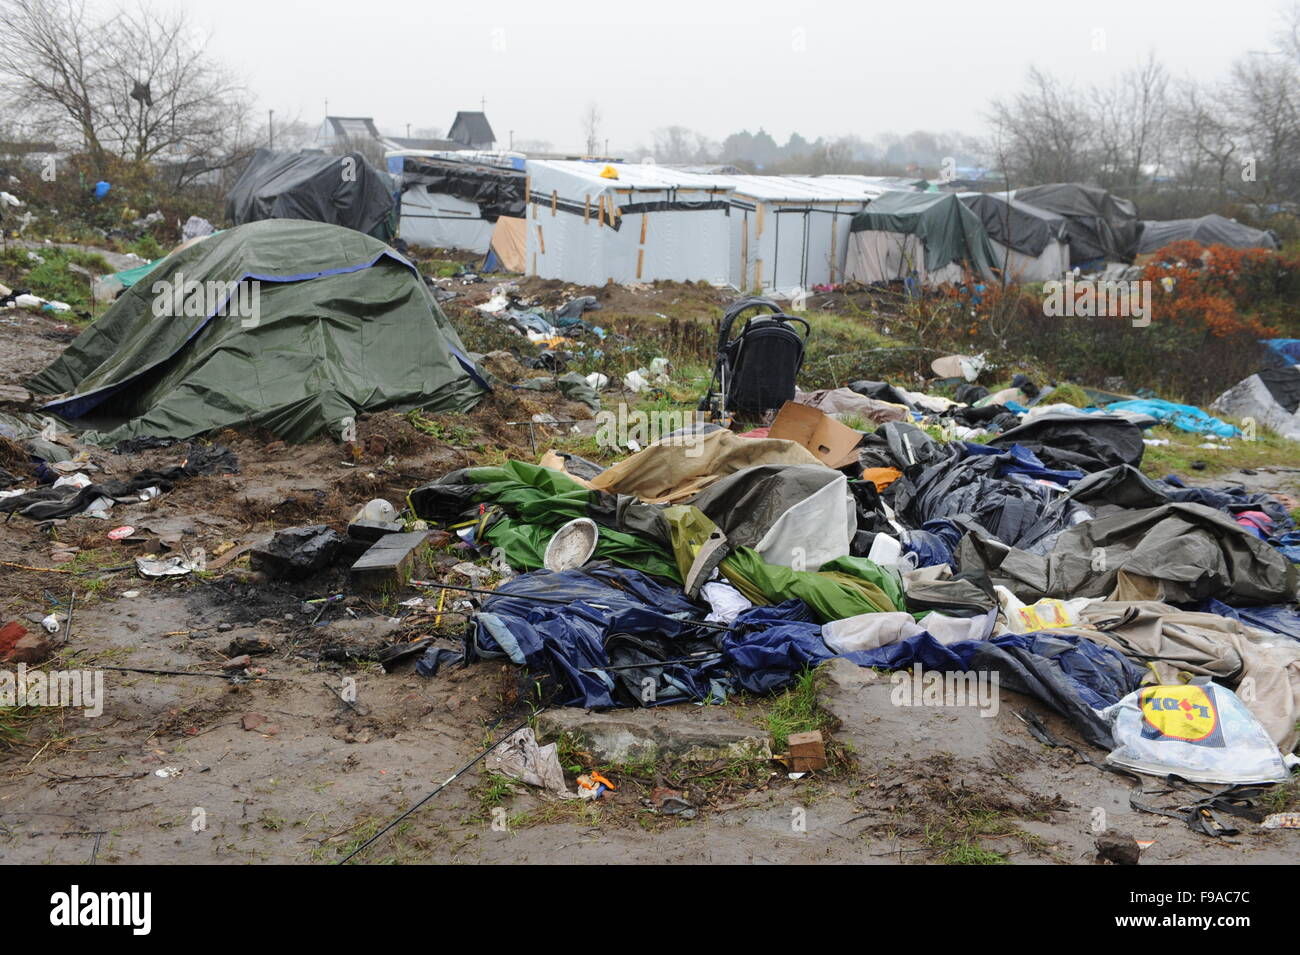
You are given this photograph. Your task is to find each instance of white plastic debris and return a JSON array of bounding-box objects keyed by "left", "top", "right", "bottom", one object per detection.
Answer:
[
  {"left": 1102, "top": 683, "right": 1290, "bottom": 784},
  {"left": 358, "top": 498, "right": 396, "bottom": 522}
]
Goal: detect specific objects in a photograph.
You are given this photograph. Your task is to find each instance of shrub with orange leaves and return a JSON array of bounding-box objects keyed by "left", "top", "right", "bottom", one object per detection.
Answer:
[{"left": 1141, "top": 241, "right": 1299, "bottom": 338}]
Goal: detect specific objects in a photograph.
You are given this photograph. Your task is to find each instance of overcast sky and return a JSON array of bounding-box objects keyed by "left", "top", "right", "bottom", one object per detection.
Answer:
[{"left": 157, "top": 0, "right": 1291, "bottom": 152}]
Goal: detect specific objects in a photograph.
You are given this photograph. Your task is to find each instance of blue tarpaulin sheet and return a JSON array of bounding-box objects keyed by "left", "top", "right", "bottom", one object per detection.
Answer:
[{"left": 1089, "top": 399, "right": 1240, "bottom": 438}]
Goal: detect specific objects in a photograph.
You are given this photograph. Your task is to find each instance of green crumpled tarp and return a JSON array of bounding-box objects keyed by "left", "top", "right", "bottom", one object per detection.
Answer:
[
  {"left": 410, "top": 460, "right": 911, "bottom": 622},
  {"left": 445, "top": 461, "right": 681, "bottom": 580},
  {"left": 663, "top": 505, "right": 907, "bottom": 622}
]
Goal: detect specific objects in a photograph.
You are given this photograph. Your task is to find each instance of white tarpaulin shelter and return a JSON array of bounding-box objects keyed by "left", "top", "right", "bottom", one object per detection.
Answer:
[
  {"left": 389, "top": 150, "right": 526, "bottom": 254},
  {"left": 524, "top": 161, "right": 734, "bottom": 285},
  {"left": 814, "top": 174, "right": 928, "bottom": 197},
  {"left": 709, "top": 175, "right": 868, "bottom": 293}
]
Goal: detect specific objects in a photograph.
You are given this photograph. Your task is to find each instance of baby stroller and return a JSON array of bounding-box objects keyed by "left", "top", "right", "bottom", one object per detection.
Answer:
[{"left": 700, "top": 297, "right": 809, "bottom": 420}]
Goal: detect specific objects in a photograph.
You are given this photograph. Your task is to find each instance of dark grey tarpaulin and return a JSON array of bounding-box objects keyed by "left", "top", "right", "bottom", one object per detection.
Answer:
[
  {"left": 225, "top": 149, "right": 395, "bottom": 239},
  {"left": 1138, "top": 214, "right": 1278, "bottom": 253},
  {"left": 1010, "top": 183, "right": 1141, "bottom": 265},
  {"left": 989, "top": 413, "right": 1145, "bottom": 473},
  {"left": 958, "top": 192, "right": 1068, "bottom": 257},
  {"left": 400, "top": 156, "right": 526, "bottom": 221},
  {"left": 957, "top": 503, "right": 1299, "bottom": 606}
]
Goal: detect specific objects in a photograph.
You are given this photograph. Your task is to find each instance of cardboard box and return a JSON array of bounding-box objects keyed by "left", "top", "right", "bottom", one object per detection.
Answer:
[{"left": 768, "top": 401, "right": 862, "bottom": 469}]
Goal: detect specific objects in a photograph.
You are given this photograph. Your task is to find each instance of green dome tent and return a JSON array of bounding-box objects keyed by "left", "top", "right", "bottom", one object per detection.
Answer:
[{"left": 28, "top": 220, "right": 487, "bottom": 445}]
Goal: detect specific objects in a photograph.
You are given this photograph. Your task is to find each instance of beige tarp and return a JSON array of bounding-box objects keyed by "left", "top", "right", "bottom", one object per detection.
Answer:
[
  {"left": 589, "top": 429, "right": 822, "bottom": 504},
  {"left": 488, "top": 216, "right": 526, "bottom": 273},
  {"left": 795, "top": 388, "right": 908, "bottom": 424},
  {"left": 845, "top": 231, "right": 965, "bottom": 287}
]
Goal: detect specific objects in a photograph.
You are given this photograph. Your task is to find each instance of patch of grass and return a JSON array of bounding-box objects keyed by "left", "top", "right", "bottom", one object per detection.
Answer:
[
  {"left": 765, "top": 667, "right": 834, "bottom": 752},
  {"left": 932, "top": 836, "right": 1011, "bottom": 866},
  {"left": 1138, "top": 422, "right": 1299, "bottom": 478},
  {"left": 0, "top": 707, "right": 36, "bottom": 748},
  {"left": 1049, "top": 382, "right": 1088, "bottom": 407},
  {"left": 405, "top": 409, "right": 479, "bottom": 446},
  {"left": 1261, "top": 778, "right": 1300, "bottom": 814},
  {"left": 19, "top": 246, "right": 111, "bottom": 315},
  {"left": 127, "top": 234, "right": 164, "bottom": 260},
  {"left": 468, "top": 772, "right": 516, "bottom": 820}
]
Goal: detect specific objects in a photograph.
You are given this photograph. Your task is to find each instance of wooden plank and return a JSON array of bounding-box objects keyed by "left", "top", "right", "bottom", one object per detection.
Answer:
[
  {"left": 636, "top": 248, "right": 644, "bottom": 280},
  {"left": 584, "top": 194, "right": 590, "bottom": 224},
  {"left": 639, "top": 215, "right": 648, "bottom": 245},
  {"left": 551, "top": 190, "right": 557, "bottom": 216},
  {"left": 535, "top": 224, "right": 545, "bottom": 254}
]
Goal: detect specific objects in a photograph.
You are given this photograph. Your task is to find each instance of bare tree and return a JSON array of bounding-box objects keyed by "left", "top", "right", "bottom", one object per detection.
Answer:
[
  {"left": 989, "top": 66, "right": 1094, "bottom": 183},
  {"left": 1092, "top": 52, "right": 1169, "bottom": 191},
  {"left": 1222, "top": 52, "right": 1300, "bottom": 212},
  {"left": 1167, "top": 80, "right": 1238, "bottom": 204},
  {"left": 651, "top": 125, "right": 697, "bottom": 163},
  {"left": 581, "top": 102, "right": 601, "bottom": 155},
  {"left": 0, "top": 0, "right": 249, "bottom": 182}
]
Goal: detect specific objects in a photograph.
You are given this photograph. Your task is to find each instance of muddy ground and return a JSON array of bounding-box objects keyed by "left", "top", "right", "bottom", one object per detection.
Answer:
[{"left": 0, "top": 302, "right": 1297, "bottom": 866}]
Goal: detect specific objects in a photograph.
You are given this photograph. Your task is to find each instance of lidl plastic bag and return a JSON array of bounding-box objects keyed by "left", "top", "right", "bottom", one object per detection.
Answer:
[{"left": 1102, "top": 683, "right": 1290, "bottom": 785}]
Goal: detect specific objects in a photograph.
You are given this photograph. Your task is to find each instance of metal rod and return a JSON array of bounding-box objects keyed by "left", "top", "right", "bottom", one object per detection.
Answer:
[
  {"left": 93, "top": 665, "right": 276, "bottom": 681},
  {"left": 338, "top": 712, "right": 536, "bottom": 865},
  {"left": 583, "top": 652, "right": 722, "bottom": 673}
]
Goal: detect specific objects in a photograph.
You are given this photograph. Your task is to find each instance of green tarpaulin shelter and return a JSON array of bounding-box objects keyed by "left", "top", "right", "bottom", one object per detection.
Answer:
[
  {"left": 846, "top": 191, "right": 998, "bottom": 286},
  {"left": 28, "top": 220, "right": 486, "bottom": 445}
]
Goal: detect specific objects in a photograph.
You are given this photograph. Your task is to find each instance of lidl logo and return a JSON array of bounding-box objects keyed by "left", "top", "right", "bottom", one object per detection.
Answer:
[{"left": 1139, "top": 685, "right": 1220, "bottom": 744}]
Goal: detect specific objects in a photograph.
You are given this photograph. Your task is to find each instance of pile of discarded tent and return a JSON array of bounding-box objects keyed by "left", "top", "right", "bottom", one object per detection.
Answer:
[{"left": 405, "top": 397, "right": 1300, "bottom": 786}]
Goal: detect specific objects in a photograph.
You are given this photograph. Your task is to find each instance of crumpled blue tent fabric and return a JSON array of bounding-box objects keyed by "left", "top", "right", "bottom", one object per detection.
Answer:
[
  {"left": 467, "top": 565, "right": 723, "bottom": 708},
  {"left": 960, "top": 442, "right": 1084, "bottom": 484},
  {"left": 1190, "top": 598, "right": 1300, "bottom": 643},
  {"left": 722, "top": 603, "right": 1142, "bottom": 747},
  {"left": 1264, "top": 339, "right": 1300, "bottom": 364},
  {"left": 1274, "top": 531, "right": 1300, "bottom": 564},
  {"left": 1089, "top": 399, "right": 1240, "bottom": 438}
]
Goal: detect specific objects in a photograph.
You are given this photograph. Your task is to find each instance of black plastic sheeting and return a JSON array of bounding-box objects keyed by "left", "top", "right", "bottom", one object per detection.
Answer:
[
  {"left": 225, "top": 149, "right": 394, "bottom": 239},
  {"left": 989, "top": 413, "right": 1145, "bottom": 473},
  {"left": 1138, "top": 214, "right": 1278, "bottom": 254},
  {"left": 1011, "top": 183, "right": 1141, "bottom": 265},
  {"left": 959, "top": 192, "right": 1068, "bottom": 257},
  {"left": 400, "top": 156, "right": 526, "bottom": 221},
  {"left": 957, "top": 502, "right": 1298, "bottom": 606}
]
